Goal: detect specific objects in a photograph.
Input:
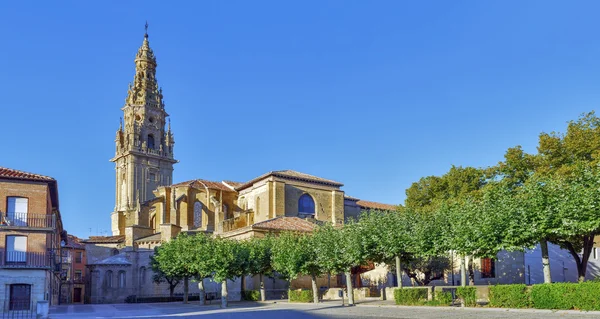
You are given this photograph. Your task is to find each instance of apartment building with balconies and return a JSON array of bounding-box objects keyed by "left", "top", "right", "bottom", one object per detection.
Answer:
[{"left": 0, "top": 167, "right": 65, "bottom": 313}]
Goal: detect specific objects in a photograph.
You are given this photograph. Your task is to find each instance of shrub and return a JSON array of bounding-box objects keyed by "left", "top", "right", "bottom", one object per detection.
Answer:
[
  {"left": 289, "top": 289, "right": 313, "bottom": 303},
  {"left": 435, "top": 291, "right": 453, "bottom": 306},
  {"left": 393, "top": 288, "right": 428, "bottom": 305},
  {"left": 243, "top": 290, "right": 261, "bottom": 301},
  {"left": 456, "top": 287, "right": 476, "bottom": 307},
  {"left": 531, "top": 282, "right": 600, "bottom": 311},
  {"left": 489, "top": 284, "right": 530, "bottom": 308}
]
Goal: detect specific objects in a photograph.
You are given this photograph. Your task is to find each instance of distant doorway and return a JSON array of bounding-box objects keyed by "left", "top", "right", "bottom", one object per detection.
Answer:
[{"left": 73, "top": 288, "right": 82, "bottom": 303}]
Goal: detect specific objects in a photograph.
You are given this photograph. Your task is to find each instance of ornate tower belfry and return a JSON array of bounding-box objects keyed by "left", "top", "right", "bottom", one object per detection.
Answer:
[{"left": 110, "top": 24, "right": 177, "bottom": 236}]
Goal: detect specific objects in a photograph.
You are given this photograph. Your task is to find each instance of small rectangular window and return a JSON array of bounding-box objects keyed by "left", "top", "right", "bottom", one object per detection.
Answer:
[
  {"left": 75, "top": 271, "right": 82, "bottom": 281},
  {"left": 75, "top": 251, "right": 83, "bottom": 263}
]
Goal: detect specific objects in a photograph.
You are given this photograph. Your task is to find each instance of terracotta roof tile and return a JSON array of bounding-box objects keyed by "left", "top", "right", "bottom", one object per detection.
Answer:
[
  {"left": 173, "top": 179, "right": 233, "bottom": 192},
  {"left": 84, "top": 235, "right": 125, "bottom": 244},
  {"left": 0, "top": 167, "right": 55, "bottom": 182},
  {"left": 64, "top": 235, "right": 85, "bottom": 249},
  {"left": 252, "top": 216, "right": 317, "bottom": 232},
  {"left": 222, "top": 181, "right": 243, "bottom": 189},
  {"left": 236, "top": 170, "right": 343, "bottom": 190},
  {"left": 356, "top": 200, "right": 397, "bottom": 211}
]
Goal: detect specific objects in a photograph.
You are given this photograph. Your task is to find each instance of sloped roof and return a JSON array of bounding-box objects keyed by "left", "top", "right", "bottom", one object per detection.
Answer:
[
  {"left": 0, "top": 166, "right": 60, "bottom": 211},
  {"left": 64, "top": 235, "right": 85, "bottom": 249},
  {"left": 252, "top": 216, "right": 317, "bottom": 232},
  {"left": 0, "top": 167, "right": 55, "bottom": 182},
  {"left": 134, "top": 233, "right": 162, "bottom": 243},
  {"left": 172, "top": 179, "right": 233, "bottom": 192},
  {"left": 91, "top": 253, "right": 132, "bottom": 266},
  {"left": 84, "top": 235, "right": 125, "bottom": 244},
  {"left": 356, "top": 200, "right": 397, "bottom": 211},
  {"left": 236, "top": 170, "right": 343, "bottom": 190},
  {"left": 222, "top": 181, "right": 243, "bottom": 189}
]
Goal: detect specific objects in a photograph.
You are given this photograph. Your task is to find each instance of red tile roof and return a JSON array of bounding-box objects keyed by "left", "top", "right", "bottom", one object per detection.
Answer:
[
  {"left": 252, "top": 216, "right": 317, "bottom": 232},
  {"left": 64, "top": 234, "right": 85, "bottom": 249},
  {"left": 173, "top": 179, "right": 234, "bottom": 192},
  {"left": 84, "top": 235, "right": 125, "bottom": 244},
  {"left": 236, "top": 170, "right": 343, "bottom": 190},
  {"left": 0, "top": 167, "right": 55, "bottom": 182},
  {"left": 356, "top": 200, "right": 397, "bottom": 211}
]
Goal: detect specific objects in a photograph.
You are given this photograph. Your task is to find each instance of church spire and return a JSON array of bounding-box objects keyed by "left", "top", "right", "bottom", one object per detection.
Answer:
[{"left": 124, "top": 23, "right": 163, "bottom": 109}]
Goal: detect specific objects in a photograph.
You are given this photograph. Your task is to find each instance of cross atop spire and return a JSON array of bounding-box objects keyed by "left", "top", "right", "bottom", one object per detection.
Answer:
[{"left": 144, "top": 21, "right": 149, "bottom": 38}]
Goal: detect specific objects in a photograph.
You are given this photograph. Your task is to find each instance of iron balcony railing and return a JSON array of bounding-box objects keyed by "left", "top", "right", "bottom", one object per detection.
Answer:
[
  {"left": 0, "top": 251, "right": 52, "bottom": 268},
  {"left": 0, "top": 213, "right": 55, "bottom": 228}
]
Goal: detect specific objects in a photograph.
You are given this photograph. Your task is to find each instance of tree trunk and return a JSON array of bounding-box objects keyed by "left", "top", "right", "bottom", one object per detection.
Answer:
[
  {"left": 198, "top": 279, "right": 205, "bottom": 305},
  {"left": 345, "top": 271, "right": 354, "bottom": 306},
  {"left": 460, "top": 255, "right": 467, "bottom": 287},
  {"left": 540, "top": 239, "right": 552, "bottom": 283},
  {"left": 564, "top": 236, "right": 595, "bottom": 282},
  {"left": 221, "top": 280, "right": 228, "bottom": 308},
  {"left": 183, "top": 277, "right": 189, "bottom": 304},
  {"left": 241, "top": 275, "right": 246, "bottom": 295},
  {"left": 467, "top": 257, "right": 475, "bottom": 286},
  {"left": 169, "top": 283, "right": 176, "bottom": 298},
  {"left": 260, "top": 274, "right": 266, "bottom": 301},
  {"left": 395, "top": 256, "right": 403, "bottom": 288},
  {"left": 311, "top": 274, "right": 319, "bottom": 304}
]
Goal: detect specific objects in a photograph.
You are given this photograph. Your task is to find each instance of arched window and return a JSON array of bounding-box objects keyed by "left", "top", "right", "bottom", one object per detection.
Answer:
[
  {"left": 150, "top": 215, "right": 156, "bottom": 230},
  {"left": 118, "top": 271, "right": 126, "bottom": 288},
  {"left": 147, "top": 134, "right": 155, "bottom": 149},
  {"left": 298, "top": 194, "right": 315, "bottom": 216},
  {"left": 104, "top": 271, "right": 113, "bottom": 288},
  {"left": 193, "top": 202, "right": 203, "bottom": 228},
  {"left": 139, "top": 267, "right": 146, "bottom": 287}
]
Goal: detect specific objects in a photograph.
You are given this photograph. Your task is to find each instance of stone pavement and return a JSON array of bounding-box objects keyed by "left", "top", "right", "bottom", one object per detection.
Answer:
[{"left": 49, "top": 299, "right": 600, "bottom": 319}]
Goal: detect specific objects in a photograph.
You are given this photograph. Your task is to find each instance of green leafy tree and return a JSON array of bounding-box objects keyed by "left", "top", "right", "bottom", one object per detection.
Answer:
[
  {"left": 150, "top": 248, "right": 180, "bottom": 297},
  {"left": 190, "top": 234, "right": 215, "bottom": 305},
  {"left": 271, "top": 232, "right": 323, "bottom": 303},
  {"left": 313, "top": 222, "right": 367, "bottom": 305},
  {"left": 152, "top": 233, "right": 200, "bottom": 302},
  {"left": 208, "top": 237, "right": 249, "bottom": 308},
  {"left": 522, "top": 163, "right": 600, "bottom": 282},
  {"left": 246, "top": 236, "right": 274, "bottom": 301}
]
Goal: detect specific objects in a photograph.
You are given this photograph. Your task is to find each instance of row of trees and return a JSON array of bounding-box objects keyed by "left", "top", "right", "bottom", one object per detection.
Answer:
[
  {"left": 151, "top": 112, "right": 600, "bottom": 307},
  {"left": 403, "top": 111, "right": 600, "bottom": 283}
]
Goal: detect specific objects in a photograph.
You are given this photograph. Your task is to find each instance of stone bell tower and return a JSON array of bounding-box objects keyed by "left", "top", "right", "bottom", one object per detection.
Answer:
[{"left": 110, "top": 24, "right": 177, "bottom": 236}]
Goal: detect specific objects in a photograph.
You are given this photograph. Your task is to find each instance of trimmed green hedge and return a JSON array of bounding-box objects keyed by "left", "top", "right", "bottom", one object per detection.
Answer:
[
  {"left": 289, "top": 289, "right": 313, "bottom": 303},
  {"left": 489, "top": 284, "right": 530, "bottom": 308},
  {"left": 435, "top": 291, "right": 453, "bottom": 306},
  {"left": 456, "top": 287, "right": 476, "bottom": 307},
  {"left": 394, "top": 288, "right": 428, "bottom": 305},
  {"left": 243, "top": 290, "right": 261, "bottom": 301},
  {"left": 531, "top": 282, "right": 600, "bottom": 311}
]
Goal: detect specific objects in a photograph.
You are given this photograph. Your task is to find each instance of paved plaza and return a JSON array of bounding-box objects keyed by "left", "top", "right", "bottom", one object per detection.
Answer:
[{"left": 49, "top": 300, "right": 600, "bottom": 319}]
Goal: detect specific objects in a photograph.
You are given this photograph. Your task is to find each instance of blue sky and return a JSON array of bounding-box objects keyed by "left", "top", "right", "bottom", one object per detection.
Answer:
[{"left": 1, "top": 1, "right": 598, "bottom": 238}]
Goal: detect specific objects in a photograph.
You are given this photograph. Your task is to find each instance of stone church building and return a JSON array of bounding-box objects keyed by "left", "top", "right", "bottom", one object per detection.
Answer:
[{"left": 85, "top": 27, "right": 396, "bottom": 304}]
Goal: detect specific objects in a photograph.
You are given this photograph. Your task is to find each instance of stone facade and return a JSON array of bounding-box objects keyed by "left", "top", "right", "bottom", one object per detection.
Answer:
[
  {"left": 86, "top": 26, "right": 398, "bottom": 304},
  {"left": 110, "top": 27, "right": 177, "bottom": 237}
]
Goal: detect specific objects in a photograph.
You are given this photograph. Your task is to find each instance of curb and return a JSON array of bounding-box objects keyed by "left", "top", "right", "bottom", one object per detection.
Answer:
[{"left": 355, "top": 303, "right": 600, "bottom": 315}]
